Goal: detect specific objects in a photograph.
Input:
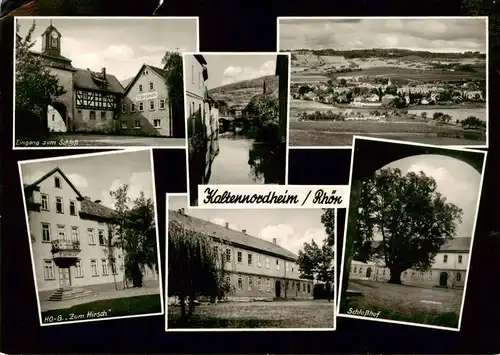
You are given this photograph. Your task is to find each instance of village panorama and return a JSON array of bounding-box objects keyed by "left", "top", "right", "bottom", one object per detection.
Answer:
[{"left": 279, "top": 17, "right": 488, "bottom": 147}]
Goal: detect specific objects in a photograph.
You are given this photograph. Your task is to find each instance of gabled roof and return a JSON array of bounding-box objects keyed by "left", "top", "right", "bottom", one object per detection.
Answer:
[
  {"left": 80, "top": 198, "right": 116, "bottom": 220},
  {"left": 24, "top": 167, "right": 84, "bottom": 200},
  {"left": 42, "top": 24, "right": 61, "bottom": 37},
  {"left": 169, "top": 209, "right": 298, "bottom": 260},
  {"left": 123, "top": 64, "right": 169, "bottom": 95},
  {"left": 73, "top": 68, "right": 124, "bottom": 94}
]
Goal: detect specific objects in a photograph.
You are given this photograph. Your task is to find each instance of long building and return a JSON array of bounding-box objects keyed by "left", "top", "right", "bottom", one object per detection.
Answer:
[
  {"left": 349, "top": 237, "right": 471, "bottom": 289},
  {"left": 169, "top": 208, "right": 314, "bottom": 300},
  {"left": 23, "top": 167, "right": 157, "bottom": 301}
]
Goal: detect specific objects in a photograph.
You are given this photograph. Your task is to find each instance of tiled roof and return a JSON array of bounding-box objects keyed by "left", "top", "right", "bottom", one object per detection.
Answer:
[
  {"left": 73, "top": 68, "right": 125, "bottom": 94},
  {"left": 80, "top": 198, "right": 117, "bottom": 220},
  {"left": 169, "top": 209, "right": 298, "bottom": 260}
]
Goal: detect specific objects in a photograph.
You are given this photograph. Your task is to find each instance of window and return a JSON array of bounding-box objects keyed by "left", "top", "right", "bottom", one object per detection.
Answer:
[
  {"left": 69, "top": 201, "right": 76, "bottom": 216},
  {"left": 75, "top": 261, "right": 83, "bottom": 278},
  {"left": 71, "top": 226, "right": 79, "bottom": 242},
  {"left": 237, "top": 277, "right": 243, "bottom": 290},
  {"left": 102, "top": 259, "right": 109, "bottom": 275},
  {"left": 54, "top": 177, "right": 61, "bottom": 188},
  {"left": 257, "top": 277, "right": 262, "bottom": 290},
  {"left": 131, "top": 103, "right": 136, "bottom": 112},
  {"left": 257, "top": 254, "right": 262, "bottom": 267},
  {"left": 456, "top": 272, "right": 461, "bottom": 282},
  {"left": 57, "top": 225, "right": 66, "bottom": 240},
  {"left": 302, "top": 283, "right": 306, "bottom": 292},
  {"left": 276, "top": 259, "right": 281, "bottom": 271},
  {"left": 458, "top": 255, "right": 463, "bottom": 264},
  {"left": 52, "top": 114, "right": 55, "bottom": 121},
  {"left": 121, "top": 104, "right": 126, "bottom": 113},
  {"left": 443, "top": 254, "right": 448, "bottom": 263},
  {"left": 354, "top": 266, "right": 357, "bottom": 273},
  {"left": 226, "top": 275, "right": 231, "bottom": 285},
  {"left": 111, "top": 260, "right": 118, "bottom": 274},
  {"left": 41, "top": 194, "right": 49, "bottom": 211},
  {"left": 44, "top": 260, "right": 55, "bottom": 280},
  {"left": 248, "top": 277, "right": 253, "bottom": 290},
  {"left": 88, "top": 228, "right": 95, "bottom": 245},
  {"left": 154, "top": 119, "right": 161, "bottom": 128},
  {"left": 191, "top": 65, "right": 195, "bottom": 84},
  {"left": 98, "top": 230, "right": 105, "bottom": 246},
  {"left": 225, "top": 248, "right": 231, "bottom": 262},
  {"left": 428, "top": 271, "right": 432, "bottom": 280},
  {"left": 134, "top": 120, "right": 141, "bottom": 129},
  {"left": 91, "top": 260, "right": 99, "bottom": 276},
  {"left": 90, "top": 111, "right": 96, "bottom": 120},
  {"left": 100, "top": 111, "right": 106, "bottom": 120},
  {"left": 159, "top": 99, "right": 166, "bottom": 110},
  {"left": 149, "top": 100, "right": 155, "bottom": 111},
  {"left": 41, "top": 223, "right": 51, "bottom": 242},
  {"left": 139, "top": 102, "right": 144, "bottom": 112},
  {"left": 55, "top": 197, "right": 63, "bottom": 213},
  {"left": 248, "top": 253, "right": 252, "bottom": 266},
  {"left": 291, "top": 263, "right": 295, "bottom": 272},
  {"left": 307, "top": 284, "right": 311, "bottom": 293},
  {"left": 266, "top": 278, "right": 270, "bottom": 291},
  {"left": 121, "top": 121, "right": 128, "bottom": 129},
  {"left": 237, "top": 251, "right": 242, "bottom": 263},
  {"left": 265, "top": 256, "right": 270, "bottom": 269},
  {"left": 359, "top": 267, "right": 363, "bottom": 274},
  {"left": 149, "top": 82, "right": 154, "bottom": 91},
  {"left": 138, "top": 84, "right": 143, "bottom": 92}
]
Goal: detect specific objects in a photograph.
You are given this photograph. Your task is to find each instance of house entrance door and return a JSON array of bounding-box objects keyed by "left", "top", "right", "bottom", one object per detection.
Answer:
[
  {"left": 439, "top": 272, "right": 448, "bottom": 287},
  {"left": 59, "top": 267, "right": 71, "bottom": 288}
]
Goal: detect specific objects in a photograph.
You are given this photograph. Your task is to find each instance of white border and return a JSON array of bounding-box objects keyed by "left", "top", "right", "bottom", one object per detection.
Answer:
[
  {"left": 18, "top": 148, "right": 165, "bottom": 326},
  {"left": 165, "top": 193, "right": 337, "bottom": 332},
  {"left": 277, "top": 16, "right": 489, "bottom": 150},
  {"left": 12, "top": 16, "right": 200, "bottom": 151},
  {"left": 182, "top": 52, "right": 292, "bottom": 207},
  {"left": 336, "top": 135, "right": 487, "bottom": 332}
]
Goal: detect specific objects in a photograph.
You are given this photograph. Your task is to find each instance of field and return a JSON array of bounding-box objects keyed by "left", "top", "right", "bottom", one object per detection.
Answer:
[
  {"left": 340, "top": 280, "right": 462, "bottom": 328},
  {"left": 289, "top": 121, "right": 485, "bottom": 147},
  {"left": 407, "top": 108, "right": 487, "bottom": 122},
  {"left": 168, "top": 300, "right": 334, "bottom": 329}
]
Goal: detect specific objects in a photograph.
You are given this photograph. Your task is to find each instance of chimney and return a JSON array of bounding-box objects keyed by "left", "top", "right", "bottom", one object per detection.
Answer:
[
  {"left": 242, "top": 229, "right": 247, "bottom": 234},
  {"left": 225, "top": 222, "right": 229, "bottom": 229},
  {"left": 178, "top": 208, "right": 185, "bottom": 215},
  {"left": 272, "top": 238, "right": 277, "bottom": 245},
  {"left": 101, "top": 67, "right": 106, "bottom": 78}
]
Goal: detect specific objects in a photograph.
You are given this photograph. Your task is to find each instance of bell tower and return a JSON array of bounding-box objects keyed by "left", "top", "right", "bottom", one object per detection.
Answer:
[{"left": 41, "top": 20, "right": 62, "bottom": 57}]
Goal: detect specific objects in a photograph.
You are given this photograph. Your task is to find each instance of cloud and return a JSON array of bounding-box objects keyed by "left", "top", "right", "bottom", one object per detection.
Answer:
[
  {"left": 66, "top": 173, "right": 88, "bottom": 188},
  {"left": 221, "top": 60, "right": 277, "bottom": 85},
  {"left": 279, "top": 18, "right": 487, "bottom": 53},
  {"left": 258, "top": 224, "right": 328, "bottom": 255},
  {"left": 100, "top": 172, "right": 153, "bottom": 208}
]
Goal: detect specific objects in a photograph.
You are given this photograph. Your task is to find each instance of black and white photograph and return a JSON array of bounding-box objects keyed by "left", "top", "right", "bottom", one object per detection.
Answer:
[
  {"left": 278, "top": 17, "right": 488, "bottom": 148},
  {"left": 338, "top": 136, "right": 486, "bottom": 331},
  {"left": 14, "top": 16, "right": 198, "bottom": 149},
  {"left": 184, "top": 53, "right": 290, "bottom": 206},
  {"left": 19, "top": 149, "right": 163, "bottom": 326},
  {"left": 166, "top": 194, "right": 335, "bottom": 330}
]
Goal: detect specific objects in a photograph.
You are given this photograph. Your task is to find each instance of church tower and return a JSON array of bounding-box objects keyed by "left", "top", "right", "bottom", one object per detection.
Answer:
[{"left": 41, "top": 21, "right": 62, "bottom": 57}]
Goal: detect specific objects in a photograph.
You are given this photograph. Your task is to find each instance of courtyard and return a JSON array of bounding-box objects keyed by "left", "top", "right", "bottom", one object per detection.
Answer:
[
  {"left": 167, "top": 299, "right": 335, "bottom": 329},
  {"left": 341, "top": 279, "right": 463, "bottom": 328}
]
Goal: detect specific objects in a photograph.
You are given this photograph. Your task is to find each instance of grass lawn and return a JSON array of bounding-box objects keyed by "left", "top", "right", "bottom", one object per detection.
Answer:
[
  {"left": 41, "top": 294, "right": 162, "bottom": 324},
  {"left": 168, "top": 300, "right": 334, "bottom": 329},
  {"left": 340, "top": 280, "right": 462, "bottom": 328},
  {"left": 289, "top": 121, "right": 485, "bottom": 147}
]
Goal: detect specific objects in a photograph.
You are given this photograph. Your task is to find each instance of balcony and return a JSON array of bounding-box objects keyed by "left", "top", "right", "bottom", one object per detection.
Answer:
[{"left": 51, "top": 239, "right": 81, "bottom": 259}]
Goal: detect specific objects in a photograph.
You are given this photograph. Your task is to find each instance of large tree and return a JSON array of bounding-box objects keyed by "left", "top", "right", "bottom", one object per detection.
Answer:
[
  {"left": 161, "top": 51, "right": 185, "bottom": 137},
  {"left": 297, "top": 209, "right": 335, "bottom": 300},
  {"left": 356, "top": 168, "right": 463, "bottom": 284},
  {"left": 15, "top": 20, "right": 65, "bottom": 131}
]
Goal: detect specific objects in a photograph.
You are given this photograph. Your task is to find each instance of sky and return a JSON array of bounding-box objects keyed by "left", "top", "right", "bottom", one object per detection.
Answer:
[
  {"left": 202, "top": 54, "right": 277, "bottom": 89},
  {"left": 373, "top": 154, "right": 483, "bottom": 240},
  {"left": 168, "top": 195, "right": 330, "bottom": 255},
  {"left": 16, "top": 17, "right": 198, "bottom": 81},
  {"left": 279, "top": 18, "right": 487, "bottom": 53},
  {"left": 20, "top": 150, "right": 154, "bottom": 209}
]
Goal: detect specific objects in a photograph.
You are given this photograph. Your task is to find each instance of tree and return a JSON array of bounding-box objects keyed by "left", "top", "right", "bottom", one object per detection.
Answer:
[
  {"left": 461, "top": 116, "right": 482, "bottom": 129},
  {"left": 421, "top": 112, "right": 428, "bottom": 119},
  {"left": 161, "top": 51, "right": 185, "bottom": 137},
  {"left": 168, "top": 220, "right": 229, "bottom": 323},
  {"left": 355, "top": 168, "right": 463, "bottom": 284},
  {"left": 109, "top": 185, "right": 131, "bottom": 289},
  {"left": 16, "top": 20, "right": 65, "bottom": 133}
]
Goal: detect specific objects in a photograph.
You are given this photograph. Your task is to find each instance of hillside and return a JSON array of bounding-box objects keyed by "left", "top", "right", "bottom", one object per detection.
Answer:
[{"left": 208, "top": 75, "right": 278, "bottom": 108}]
